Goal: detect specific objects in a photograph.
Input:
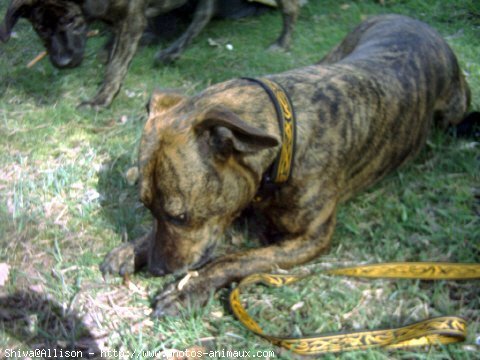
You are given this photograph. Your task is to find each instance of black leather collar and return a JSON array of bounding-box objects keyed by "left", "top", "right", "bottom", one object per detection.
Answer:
[{"left": 242, "top": 77, "right": 297, "bottom": 201}]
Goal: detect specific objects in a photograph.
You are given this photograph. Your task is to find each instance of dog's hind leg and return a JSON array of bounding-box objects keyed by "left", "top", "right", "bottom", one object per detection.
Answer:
[
  {"left": 154, "top": 0, "right": 216, "bottom": 64},
  {"left": 434, "top": 71, "right": 471, "bottom": 129},
  {"left": 269, "top": 0, "right": 299, "bottom": 50}
]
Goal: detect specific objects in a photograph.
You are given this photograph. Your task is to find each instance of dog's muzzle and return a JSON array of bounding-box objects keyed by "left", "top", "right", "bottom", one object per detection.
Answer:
[
  {"left": 148, "top": 243, "right": 216, "bottom": 276},
  {"left": 191, "top": 243, "right": 216, "bottom": 270}
]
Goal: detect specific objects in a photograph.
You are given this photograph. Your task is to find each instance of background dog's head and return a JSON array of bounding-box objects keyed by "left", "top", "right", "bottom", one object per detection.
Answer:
[
  {"left": 138, "top": 89, "right": 279, "bottom": 275},
  {"left": 0, "top": 0, "right": 87, "bottom": 68}
]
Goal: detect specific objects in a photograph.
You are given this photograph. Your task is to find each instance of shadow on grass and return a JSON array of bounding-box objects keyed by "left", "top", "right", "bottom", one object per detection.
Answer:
[
  {"left": 0, "top": 62, "right": 70, "bottom": 107},
  {"left": 0, "top": 291, "right": 104, "bottom": 359},
  {"left": 95, "top": 153, "right": 149, "bottom": 242}
]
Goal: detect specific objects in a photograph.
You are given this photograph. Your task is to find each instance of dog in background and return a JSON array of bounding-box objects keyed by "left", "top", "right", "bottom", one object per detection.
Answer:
[
  {"left": 0, "top": 0, "right": 300, "bottom": 108},
  {"left": 0, "top": 0, "right": 88, "bottom": 69},
  {"left": 99, "top": 14, "right": 471, "bottom": 316}
]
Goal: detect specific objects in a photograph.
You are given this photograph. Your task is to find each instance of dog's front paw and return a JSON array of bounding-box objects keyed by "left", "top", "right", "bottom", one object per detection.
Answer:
[
  {"left": 151, "top": 279, "right": 211, "bottom": 317},
  {"left": 151, "top": 283, "right": 186, "bottom": 317},
  {"left": 77, "top": 99, "right": 109, "bottom": 111},
  {"left": 100, "top": 242, "right": 136, "bottom": 277},
  {"left": 77, "top": 92, "right": 115, "bottom": 110},
  {"left": 267, "top": 42, "right": 286, "bottom": 52},
  {"left": 268, "top": 39, "right": 292, "bottom": 52}
]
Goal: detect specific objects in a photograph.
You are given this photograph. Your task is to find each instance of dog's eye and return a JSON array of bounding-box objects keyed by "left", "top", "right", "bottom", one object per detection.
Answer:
[{"left": 165, "top": 212, "right": 188, "bottom": 226}]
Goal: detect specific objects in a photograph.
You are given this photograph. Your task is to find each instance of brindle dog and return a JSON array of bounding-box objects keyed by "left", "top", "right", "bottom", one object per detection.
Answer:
[
  {"left": 0, "top": 0, "right": 299, "bottom": 108},
  {"left": 100, "top": 14, "right": 470, "bottom": 316},
  {"left": 0, "top": 0, "right": 88, "bottom": 68}
]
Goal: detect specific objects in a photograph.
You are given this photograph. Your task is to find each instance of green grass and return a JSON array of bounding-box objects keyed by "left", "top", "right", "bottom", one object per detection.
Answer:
[{"left": 0, "top": 0, "right": 479, "bottom": 359}]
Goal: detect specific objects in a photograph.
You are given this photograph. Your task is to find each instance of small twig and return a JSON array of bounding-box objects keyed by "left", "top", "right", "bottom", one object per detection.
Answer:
[
  {"left": 177, "top": 271, "right": 199, "bottom": 291},
  {"left": 86, "top": 29, "right": 99, "bottom": 37},
  {"left": 26, "top": 51, "right": 47, "bottom": 68}
]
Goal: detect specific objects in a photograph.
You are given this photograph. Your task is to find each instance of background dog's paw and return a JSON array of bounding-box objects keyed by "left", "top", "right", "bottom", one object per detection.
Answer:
[
  {"left": 100, "top": 243, "right": 136, "bottom": 277},
  {"left": 77, "top": 99, "right": 106, "bottom": 111},
  {"left": 77, "top": 94, "right": 114, "bottom": 110},
  {"left": 267, "top": 42, "right": 287, "bottom": 52},
  {"left": 267, "top": 36, "right": 292, "bottom": 52},
  {"left": 154, "top": 49, "right": 180, "bottom": 65}
]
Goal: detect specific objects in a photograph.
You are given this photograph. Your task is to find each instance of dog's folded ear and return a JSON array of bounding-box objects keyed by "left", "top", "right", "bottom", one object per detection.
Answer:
[
  {"left": 196, "top": 106, "right": 279, "bottom": 158},
  {"left": 147, "top": 89, "right": 187, "bottom": 115},
  {"left": 0, "top": 0, "right": 35, "bottom": 43}
]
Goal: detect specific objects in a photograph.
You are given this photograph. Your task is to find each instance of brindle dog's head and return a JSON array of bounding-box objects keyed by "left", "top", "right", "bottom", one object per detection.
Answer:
[
  {"left": 0, "top": 0, "right": 87, "bottom": 68},
  {"left": 139, "top": 90, "right": 279, "bottom": 275}
]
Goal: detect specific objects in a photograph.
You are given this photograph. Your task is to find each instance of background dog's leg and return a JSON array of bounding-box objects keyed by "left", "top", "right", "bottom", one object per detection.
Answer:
[
  {"left": 79, "top": 1, "right": 148, "bottom": 109},
  {"left": 153, "top": 201, "right": 338, "bottom": 316},
  {"left": 269, "top": 0, "right": 299, "bottom": 50},
  {"left": 154, "top": 0, "right": 216, "bottom": 64}
]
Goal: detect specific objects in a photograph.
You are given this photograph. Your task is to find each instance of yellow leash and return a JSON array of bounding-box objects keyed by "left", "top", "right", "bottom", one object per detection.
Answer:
[{"left": 229, "top": 262, "right": 480, "bottom": 355}]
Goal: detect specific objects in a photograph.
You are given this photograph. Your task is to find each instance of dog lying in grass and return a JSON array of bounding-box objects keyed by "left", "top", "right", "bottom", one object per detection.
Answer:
[
  {"left": 100, "top": 14, "right": 471, "bottom": 316},
  {"left": 0, "top": 0, "right": 300, "bottom": 108}
]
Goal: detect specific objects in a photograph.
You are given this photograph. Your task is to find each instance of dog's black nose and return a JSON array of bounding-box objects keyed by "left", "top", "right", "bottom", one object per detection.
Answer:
[
  {"left": 148, "top": 263, "right": 168, "bottom": 276},
  {"left": 50, "top": 54, "right": 82, "bottom": 69}
]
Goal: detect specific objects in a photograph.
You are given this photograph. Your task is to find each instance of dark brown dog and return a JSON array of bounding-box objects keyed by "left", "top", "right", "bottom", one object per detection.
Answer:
[
  {"left": 0, "top": 0, "right": 88, "bottom": 68},
  {"left": 0, "top": 0, "right": 299, "bottom": 108},
  {"left": 100, "top": 14, "right": 470, "bottom": 316}
]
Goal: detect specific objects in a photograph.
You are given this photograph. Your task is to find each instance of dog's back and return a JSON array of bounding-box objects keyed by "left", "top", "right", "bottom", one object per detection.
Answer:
[
  {"left": 266, "top": 15, "right": 470, "bottom": 200},
  {"left": 320, "top": 15, "right": 470, "bottom": 126}
]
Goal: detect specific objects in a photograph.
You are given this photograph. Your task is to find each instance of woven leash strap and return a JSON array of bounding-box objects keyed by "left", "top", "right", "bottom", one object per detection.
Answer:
[{"left": 229, "top": 262, "right": 480, "bottom": 355}]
